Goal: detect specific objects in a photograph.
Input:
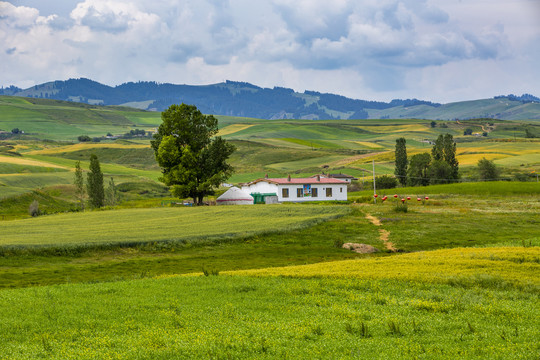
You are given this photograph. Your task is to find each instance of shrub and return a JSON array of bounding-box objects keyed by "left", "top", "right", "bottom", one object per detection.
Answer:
[
  {"left": 477, "top": 157, "right": 500, "bottom": 181},
  {"left": 464, "top": 128, "right": 473, "bottom": 135},
  {"left": 28, "top": 200, "right": 40, "bottom": 217},
  {"left": 387, "top": 320, "right": 402, "bottom": 336},
  {"left": 333, "top": 239, "right": 344, "bottom": 248},
  {"left": 202, "top": 266, "right": 219, "bottom": 276},
  {"left": 375, "top": 175, "right": 398, "bottom": 189},
  {"left": 394, "top": 202, "right": 408, "bottom": 213},
  {"left": 78, "top": 135, "right": 91, "bottom": 142}
]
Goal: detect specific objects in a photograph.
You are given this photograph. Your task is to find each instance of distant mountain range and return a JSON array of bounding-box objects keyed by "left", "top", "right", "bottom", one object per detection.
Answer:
[{"left": 1, "top": 78, "right": 539, "bottom": 120}]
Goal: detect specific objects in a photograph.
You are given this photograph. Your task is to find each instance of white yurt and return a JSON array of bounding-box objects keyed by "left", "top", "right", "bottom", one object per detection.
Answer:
[{"left": 216, "top": 187, "right": 254, "bottom": 205}]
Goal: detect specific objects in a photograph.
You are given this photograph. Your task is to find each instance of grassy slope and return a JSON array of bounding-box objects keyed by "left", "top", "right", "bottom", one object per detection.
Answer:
[
  {"left": 0, "top": 205, "right": 348, "bottom": 247},
  {"left": 366, "top": 98, "right": 540, "bottom": 120},
  {"left": 0, "top": 96, "right": 160, "bottom": 140}
]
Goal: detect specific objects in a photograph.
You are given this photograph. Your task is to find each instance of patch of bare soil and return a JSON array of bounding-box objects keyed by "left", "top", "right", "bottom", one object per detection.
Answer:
[{"left": 342, "top": 243, "right": 379, "bottom": 254}]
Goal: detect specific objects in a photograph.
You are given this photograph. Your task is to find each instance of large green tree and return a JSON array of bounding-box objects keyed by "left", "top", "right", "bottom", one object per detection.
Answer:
[
  {"left": 430, "top": 133, "right": 459, "bottom": 182},
  {"left": 394, "top": 137, "right": 408, "bottom": 186},
  {"left": 431, "top": 134, "right": 444, "bottom": 161},
  {"left": 74, "top": 161, "right": 86, "bottom": 210},
  {"left": 407, "top": 153, "right": 431, "bottom": 186},
  {"left": 151, "top": 104, "right": 235, "bottom": 205},
  {"left": 428, "top": 160, "right": 453, "bottom": 184},
  {"left": 442, "top": 133, "right": 459, "bottom": 180},
  {"left": 87, "top": 154, "right": 104, "bottom": 208}
]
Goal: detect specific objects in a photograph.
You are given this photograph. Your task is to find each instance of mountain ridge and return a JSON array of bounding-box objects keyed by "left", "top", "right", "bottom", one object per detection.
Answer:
[{"left": 1, "top": 78, "right": 539, "bottom": 120}]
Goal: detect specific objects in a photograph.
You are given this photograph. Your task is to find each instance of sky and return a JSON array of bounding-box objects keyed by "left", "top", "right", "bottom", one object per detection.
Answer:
[{"left": 1, "top": 0, "right": 539, "bottom": 103}]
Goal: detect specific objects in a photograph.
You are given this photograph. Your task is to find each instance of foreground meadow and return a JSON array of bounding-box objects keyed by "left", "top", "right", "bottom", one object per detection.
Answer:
[{"left": 0, "top": 248, "right": 538, "bottom": 359}]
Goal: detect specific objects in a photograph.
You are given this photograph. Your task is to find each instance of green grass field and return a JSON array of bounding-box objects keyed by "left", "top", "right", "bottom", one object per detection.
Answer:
[
  {"left": 1, "top": 96, "right": 540, "bottom": 358},
  {"left": 0, "top": 251, "right": 537, "bottom": 359},
  {"left": 0, "top": 205, "right": 348, "bottom": 247}
]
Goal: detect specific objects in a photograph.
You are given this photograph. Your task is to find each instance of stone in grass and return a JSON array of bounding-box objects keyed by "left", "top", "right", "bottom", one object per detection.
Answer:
[{"left": 342, "top": 243, "right": 380, "bottom": 254}]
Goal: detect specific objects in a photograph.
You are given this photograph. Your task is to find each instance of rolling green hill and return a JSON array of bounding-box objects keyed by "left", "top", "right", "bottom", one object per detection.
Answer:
[
  {"left": 3, "top": 78, "right": 539, "bottom": 120},
  {"left": 1, "top": 95, "right": 539, "bottom": 208}
]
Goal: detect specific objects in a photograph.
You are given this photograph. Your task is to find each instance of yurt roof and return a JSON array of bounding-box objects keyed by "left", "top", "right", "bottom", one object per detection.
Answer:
[{"left": 217, "top": 187, "right": 254, "bottom": 201}]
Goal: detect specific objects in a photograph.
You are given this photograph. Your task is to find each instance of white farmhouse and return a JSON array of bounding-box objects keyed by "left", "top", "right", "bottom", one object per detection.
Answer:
[{"left": 241, "top": 175, "right": 348, "bottom": 203}]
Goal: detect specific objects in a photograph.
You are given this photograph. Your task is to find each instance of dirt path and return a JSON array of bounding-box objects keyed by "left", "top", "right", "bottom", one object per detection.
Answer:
[{"left": 365, "top": 213, "right": 396, "bottom": 252}]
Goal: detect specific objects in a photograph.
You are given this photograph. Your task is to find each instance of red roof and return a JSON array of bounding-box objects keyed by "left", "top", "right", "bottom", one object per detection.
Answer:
[{"left": 247, "top": 177, "right": 348, "bottom": 185}]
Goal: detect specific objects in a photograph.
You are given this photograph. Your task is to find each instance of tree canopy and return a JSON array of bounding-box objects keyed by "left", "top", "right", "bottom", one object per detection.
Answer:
[
  {"left": 477, "top": 158, "right": 500, "bottom": 181},
  {"left": 87, "top": 154, "right": 104, "bottom": 208},
  {"left": 394, "top": 137, "right": 408, "bottom": 186},
  {"left": 151, "top": 104, "right": 235, "bottom": 205},
  {"left": 431, "top": 134, "right": 459, "bottom": 182},
  {"left": 407, "top": 153, "right": 431, "bottom": 186}
]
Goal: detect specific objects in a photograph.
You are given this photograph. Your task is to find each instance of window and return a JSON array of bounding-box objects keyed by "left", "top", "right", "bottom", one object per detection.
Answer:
[
  {"left": 340, "top": 187, "right": 343, "bottom": 193},
  {"left": 312, "top": 188, "right": 318, "bottom": 197},
  {"left": 326, "top": 187, "right": 332, "bottom": 197},
  {"left": 282, "top": 188, "right": 289, "bottom": 198},
  {"left": 297, "top": 188, "right": 303, "bottom": 197}
]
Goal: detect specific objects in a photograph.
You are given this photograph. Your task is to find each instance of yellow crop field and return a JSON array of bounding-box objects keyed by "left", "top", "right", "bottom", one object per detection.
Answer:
[
  {"left": 217, "top": 124, "right": 254, "bottom": 136},
  {"left": 457, "top": 153, "right": 506, "bottom": 165},
  {"left": 27, "top": 142, "right": 149, "bottom": 155},
  {"left": 0, "top": 155, "right": 68, "bottom": 169},
  {"left": 356, "top": 124, "right": 428, "bottom": 133},
  {"left": 348, "top": 140, "right": 384, "bottom": 149},
  {"left": 227, "top": 247, "right": 540, "bottom": 287}
]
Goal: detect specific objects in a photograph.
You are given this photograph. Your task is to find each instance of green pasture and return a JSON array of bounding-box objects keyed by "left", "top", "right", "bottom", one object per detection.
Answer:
[
  {"left": 0, "top": 96, "right": 158, "bottom": 140},
  {"left": 25, "top": 155, "right": 160, "bottom": 181},
  {"left": 373, "top": 202, "right": 538, "bottom": 251},
  {"left": 0, "top": 163, "right": 68, "bottom": 174},
  {"left": 0, "top": 173, "right": 74, "bottom": 198},
  {"left": 0, "top": 270, "right": 537, "bottom": 359},
  {"left": 350, "top": 181, "right": 540, "bottom": 198},
  {"left": 45, "top": 146, "right": 158, "bottom": 170},
  {"left": 0, "top": 205, "right": 348, "bottom": 247},
  {"left": 266, "top": 154, "right": 347, "bottom": 173}
]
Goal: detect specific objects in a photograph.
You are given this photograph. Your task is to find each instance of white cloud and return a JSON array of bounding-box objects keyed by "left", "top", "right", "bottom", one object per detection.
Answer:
[{"left": 0, "top": 0, "right": 538, "bottom": 102}]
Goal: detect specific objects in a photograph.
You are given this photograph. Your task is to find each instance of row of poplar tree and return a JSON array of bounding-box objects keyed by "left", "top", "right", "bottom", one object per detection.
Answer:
[
  {"left": 74, "top": 154, "right": 118, "bottom": 209},
  {"left": 394, "top": 134, "right": 460, "bottom": 186}
]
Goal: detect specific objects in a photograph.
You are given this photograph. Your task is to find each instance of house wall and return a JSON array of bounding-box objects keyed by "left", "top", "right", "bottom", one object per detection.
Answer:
[
  {"left": 277, "top": 184, "right": 347, "bottom": 202},
  {"left": 241, "top": 182, "right": 278, "bottom": 195},
  {"left": 243, "top": 181, "right": 347, "bottom": 202}
]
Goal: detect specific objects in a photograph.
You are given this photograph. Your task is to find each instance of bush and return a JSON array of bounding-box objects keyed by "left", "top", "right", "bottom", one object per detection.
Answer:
[
  {"left": 394, "top": 202, "right": 408, "bottom": 213},
  {"left": 464, "top": 128, "right": 473, "bottom": 135},
  {"left": 28, "top": 200, "right": 40, "bottom": 217},
  {"left": 477, "top": 158, "right": 500, "bottom": 181},
  {"left": 513, "top": 173, "right": 530, "bottom": 182},
  {"left": 78, "top": 135, "right": 91, "bottom": 142},
  {"left": 375, "top": 175, "right": 398, "bottom": 189}
]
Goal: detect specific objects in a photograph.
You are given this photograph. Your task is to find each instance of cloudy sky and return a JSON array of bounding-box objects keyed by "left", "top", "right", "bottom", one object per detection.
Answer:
[{"left": 1, "top": 0, "right": 539, "bottom": 103}]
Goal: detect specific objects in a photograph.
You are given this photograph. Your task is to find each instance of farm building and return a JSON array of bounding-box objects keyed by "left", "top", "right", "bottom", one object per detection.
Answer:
[
  {"left": 241, "top": 175, "right": 348, "bottom": 203},
  {"left": 312, "top": 173, "right": 358, "bottom": 183},
  {"left": 216, "top": 187, "right": 254, "bottom": 205}
]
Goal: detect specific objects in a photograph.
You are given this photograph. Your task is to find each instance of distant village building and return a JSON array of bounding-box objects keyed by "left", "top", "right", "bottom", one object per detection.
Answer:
[
  {"left": 216, "top": 187, "right": 254, "bottom": 205},
  {"left": 313, "top": 173, "right": 358, "bottom": 184},
  {"left": 241, "top": 175, "right": 348, "bottom": 203}
]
